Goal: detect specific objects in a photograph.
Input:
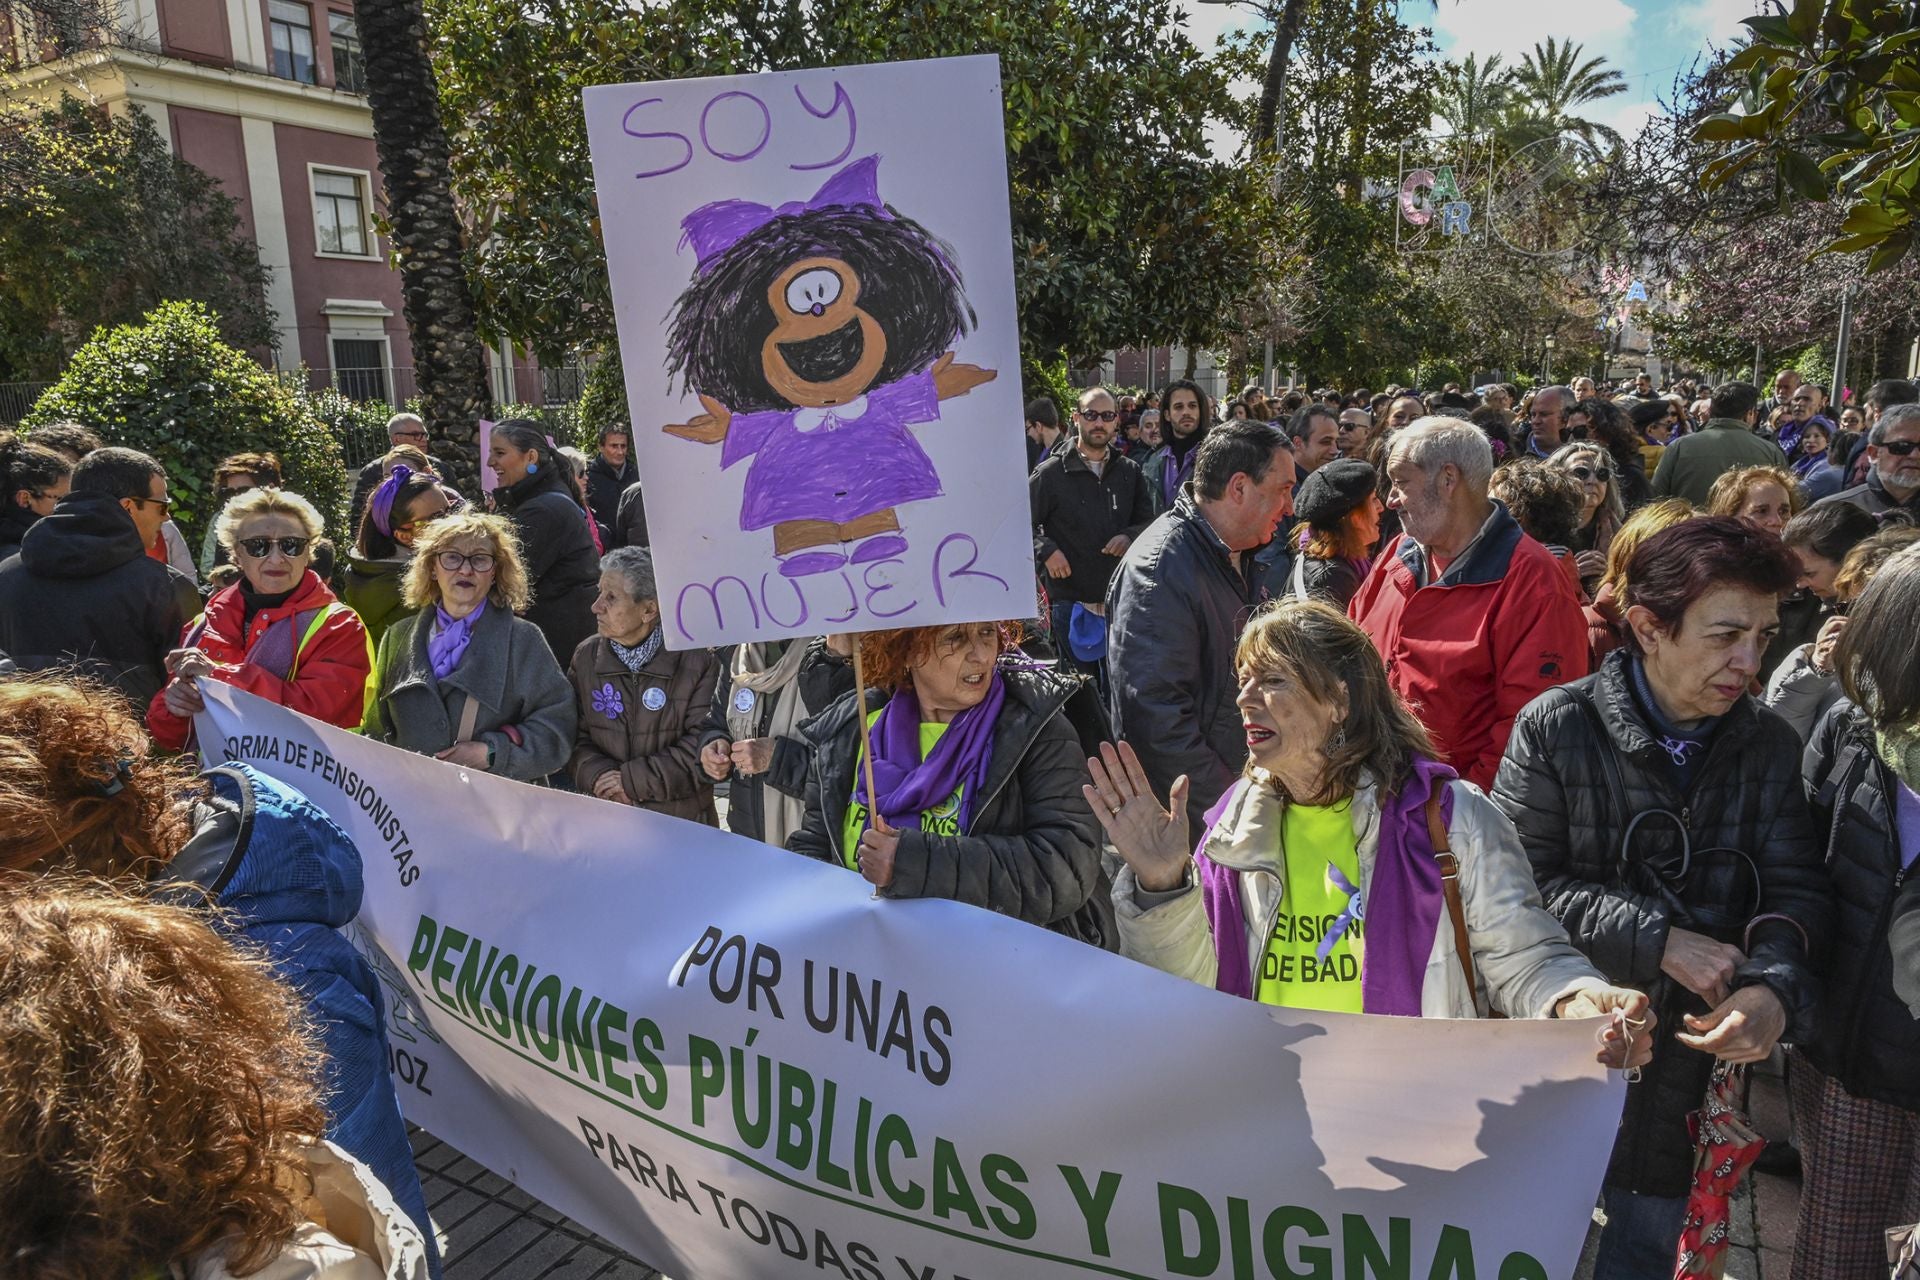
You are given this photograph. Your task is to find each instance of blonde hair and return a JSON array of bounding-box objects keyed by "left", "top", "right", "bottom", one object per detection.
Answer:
[
  {"left": 1599, "top": 499, "right": 1695, "bottom": 602},
  {"left": 213, "top": 486, "right": 324, "bottom": 551},
  {"left": 1706, "top": 465, "right": 1804, "bottom": 521},
  {"left": 1834, "top": 526, "right": 1920, "bottom": 603},
  {"left": 401, "top": 510, "right": 531, "bottom": 612}
]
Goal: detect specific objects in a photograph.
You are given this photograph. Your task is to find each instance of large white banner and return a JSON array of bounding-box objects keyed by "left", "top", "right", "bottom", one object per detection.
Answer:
[
  {"left": 584, "top": 56, "right": 1031, "bottom": 650},
  {"left": 198, "top": 685, "right": 1625, "bottom": 1280}
]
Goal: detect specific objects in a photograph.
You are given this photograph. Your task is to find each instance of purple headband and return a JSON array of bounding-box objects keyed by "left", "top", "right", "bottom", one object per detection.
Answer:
[
  {"left": 679, "top": 154, "right": 890, "bottom": 271},
  {"left": 369, "top": 465, "right": 415, "bottom": 538}
]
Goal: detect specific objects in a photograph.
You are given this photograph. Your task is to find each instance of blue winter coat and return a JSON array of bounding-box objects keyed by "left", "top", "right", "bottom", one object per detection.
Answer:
[{"left": 155, "top": 764, "right": 440, "bottom": 1278}]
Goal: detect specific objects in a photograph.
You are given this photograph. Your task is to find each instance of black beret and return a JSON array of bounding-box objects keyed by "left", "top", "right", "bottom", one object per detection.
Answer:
[{"left": 1295, "top": 458, "right": 1378, "bottom": 528}]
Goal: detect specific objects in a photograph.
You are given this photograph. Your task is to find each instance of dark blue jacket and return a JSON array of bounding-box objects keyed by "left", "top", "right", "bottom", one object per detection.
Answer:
[{"left": 157, "top": 764, "right": 440, "bottom": 1277}]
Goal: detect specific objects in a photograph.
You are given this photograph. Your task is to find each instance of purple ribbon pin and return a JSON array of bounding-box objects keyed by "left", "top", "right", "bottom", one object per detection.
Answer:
[{"left": 1315, "top": 863, "right": 1365, "bottom": 963}]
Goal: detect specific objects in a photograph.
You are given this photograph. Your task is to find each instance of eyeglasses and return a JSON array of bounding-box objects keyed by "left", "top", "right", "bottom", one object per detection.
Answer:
[
  {"left": 391, "top": 430, "right": 430, "bottom": 443},
  {"left": 394, "top": 510, "right": 446, "bottom": 534},
  {"left": 1881, "top": 439, "right": 1920, "bottom": 457},
  {"left": 127, "top": 494, "right": 173, "bottom": 514},
  {"left": 237, "top": 535, "right": 312, "bottom": 559},
  {"left": 1569, "top": 464, "right": 1613, "bottom": 483},
  {"left": 1078, "top": 409, "right": 1118, "bottom": 423},
  {"left": 1566, "top": 424, "right": 1591, "bottom": 440},
  {"left": 437, "top": 549, "right": 497, "bottom": 574}
]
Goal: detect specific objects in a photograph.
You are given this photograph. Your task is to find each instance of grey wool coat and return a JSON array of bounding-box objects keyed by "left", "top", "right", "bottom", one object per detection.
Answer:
[{"left": 365, "top": 603, "right": 577, "bottom": 782}]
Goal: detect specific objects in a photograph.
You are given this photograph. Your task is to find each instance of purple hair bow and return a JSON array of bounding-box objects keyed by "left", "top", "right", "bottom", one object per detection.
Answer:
[
  {"left": 679, "top": 155, "right": 890, "bottom": 271},
  {"left": 369, "top": 465, "right": 415, "bottom": 538}
]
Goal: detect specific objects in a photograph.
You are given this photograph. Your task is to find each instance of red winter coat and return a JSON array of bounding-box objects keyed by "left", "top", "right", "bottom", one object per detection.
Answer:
[
  {"left": 1349, "top": 502, "right": 1589, "bottom": 791},
  {"left": 148, "top": 570, "right": 373, "bottom": 751}
]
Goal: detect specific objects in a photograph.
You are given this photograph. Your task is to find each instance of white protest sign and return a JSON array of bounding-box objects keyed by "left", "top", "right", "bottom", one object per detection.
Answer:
[
  {"left": 584, "top": 56, "right": 1031, "bottom": 650},
  {"left": 197, "top": 685, "right": 1624, "bottom": 1280}
]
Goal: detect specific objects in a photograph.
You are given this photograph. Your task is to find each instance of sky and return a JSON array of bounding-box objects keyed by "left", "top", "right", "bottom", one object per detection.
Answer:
[{"left": 1177, "top": 0, "right": 1768, "bottom": 159}]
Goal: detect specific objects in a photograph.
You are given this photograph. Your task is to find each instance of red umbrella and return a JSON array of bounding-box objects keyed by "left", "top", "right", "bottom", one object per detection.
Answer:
[{"left": 1674, "top": 1063, "right": 1766, "bottom": 1279}]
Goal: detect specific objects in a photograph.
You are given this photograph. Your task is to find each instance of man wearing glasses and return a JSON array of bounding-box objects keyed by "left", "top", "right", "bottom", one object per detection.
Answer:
[
  {"left": 348, "top": 413, "right": 445, "bottom": 537},
  {"left": 1030, "top": 387, "right": 1154, "bottom": 692},
  {"left": 0, "top": 446, "right": 199, "bottom": 706},
  {"left": 1817, "top": 403, "right": 1920, "bottom": 519}
]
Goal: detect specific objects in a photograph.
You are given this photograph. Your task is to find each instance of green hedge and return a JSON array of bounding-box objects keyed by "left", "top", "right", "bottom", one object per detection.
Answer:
[
  {"left": 575, "top": 345, "right": 630, "bottom": 450},
  {"left": 25, "top": 301, "right": 347, "bottom": 545}
]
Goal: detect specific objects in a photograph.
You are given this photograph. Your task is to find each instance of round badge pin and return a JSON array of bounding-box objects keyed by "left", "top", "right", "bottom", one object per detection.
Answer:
[
  {"left": 733, "top": 688, "right": 757, "bottom": 714},
  {"left": 642, "top": 686, "right": 668, "bottom": 712}
]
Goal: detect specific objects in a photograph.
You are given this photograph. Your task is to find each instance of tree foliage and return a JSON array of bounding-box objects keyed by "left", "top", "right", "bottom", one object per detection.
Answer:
[
  {"left": 0, "top": 99, "right": 273, "bottom": 381},
  {"left": 22, "top": 301, "right": 347, "bottom": 544},
  {"left": 1693, "top": 0, "right": 1920, "bottom": 271},
  {"left": 427, "top": 0, "right": 1282, "bottom": 369}
]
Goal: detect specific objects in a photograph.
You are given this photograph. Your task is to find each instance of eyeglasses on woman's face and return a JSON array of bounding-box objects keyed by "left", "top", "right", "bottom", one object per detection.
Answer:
[
  {"left": 436, "top": 549, "right": 497, "bottom": 574},
  {"left": 237, "top": 535, "right": 312, "bottom": 559}
]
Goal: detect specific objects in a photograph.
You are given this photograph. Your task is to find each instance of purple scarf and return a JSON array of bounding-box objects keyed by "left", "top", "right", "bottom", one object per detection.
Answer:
[
  {"left": 852, "top": 671, "right": 1007, "bottom": 833},
  {"left": 428, "top": 601, "right": 486, "bottom": 680},
  {"left": 1197, "top": 755, "right": 1457, "bottom": 1015}
]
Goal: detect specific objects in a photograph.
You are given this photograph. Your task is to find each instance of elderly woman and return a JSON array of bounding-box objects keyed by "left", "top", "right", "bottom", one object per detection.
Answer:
[
  {"left": 698, "top": 634, "right": 856, "bottom": 846},
  {"left": 1287, "top": 457, "right": 1381, "bottom": 607},
  {"left": 148, "top": 487, "right": 371, "bottom": 752},
  {"left": 487, "top": 418, "right": 600, "bottom": 663},
  {"left": 344, "top": 464, "right": 452, "bottom": 651},
  {"left": 1763, "top": 503, "right": 1884, "bottom": 741},
  {"left": 1794, "top": 545, "right": 1920, "bottom": 1280},
  {"left": 788, "top": 621, "right": 1113, "bottom": 947},
  {"left": 0, "top": 678, "right": 436, "bottom": 1271},
  {"left": 1094, "top": 601, "right": 1652, "bottom": 1050},
  {"left": 0, "top": 881, "right": 430, "bottom": 1280},
  {"left": 568, "top": 546, "right": 720, "bottom": 823},
  {"left": 365, "top": 510, "right": 575, "bottom": 782},
  {"left": 1492, "top": 517, "right": 1833, "bottom": 1277},
  {"left": 1548, "top": 440, "right": 1626, "bottom": 593}
]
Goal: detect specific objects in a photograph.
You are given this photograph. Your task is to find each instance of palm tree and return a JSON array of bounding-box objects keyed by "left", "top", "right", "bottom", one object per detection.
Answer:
[
  {"left": 354, "top": 0, "right": 492, "bottom": 493},
  {"left": 1435, "top": 53, "right": 1514, "bottom": 140},
  {"left": 1509, "top": 37, "right": 1628, "bottom": 152}
]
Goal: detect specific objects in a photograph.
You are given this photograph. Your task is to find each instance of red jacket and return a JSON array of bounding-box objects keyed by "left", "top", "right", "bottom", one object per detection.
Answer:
[
  {"left": 1349, "top": 503, "right": 1590, "bottom": 791},
  {"left": 148, "top": 570, "right": 372, "bottom": 751}
]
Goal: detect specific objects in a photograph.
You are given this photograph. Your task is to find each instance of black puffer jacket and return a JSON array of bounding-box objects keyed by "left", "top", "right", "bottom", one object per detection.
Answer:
[
  {"left": 1105, "top": 489, "right": 1267, "bottom": 834},
  {"left": 0, "top": 491, "right": 201, "bottom": 706},
  {"left": 789, "top": 663, "right": 1115, "bottom": 949},
  {"left": 1802, "top": 702, "right": 1920, "bottom": 1110},
  {"left": 614, "top": 480, "right": 650, "bottom": 549},
  {"left": 699, "top": 639, "right": 855, "bottom": 844},
  {"left": 0, "top": 501, "right": 38, "bottom": 562},
  {"left": 494, "top": 470, "right": 600, "bottom": 664},
  {"left": 585, "top": 454, "right": 637, "bottom": 532},
  {"left": 1492, "top": 649, "right": 1832, "bottom": 1196}
]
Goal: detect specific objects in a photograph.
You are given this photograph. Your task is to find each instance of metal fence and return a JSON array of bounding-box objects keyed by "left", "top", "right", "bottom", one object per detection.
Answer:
[{"left": 0, "top": 382, "right": 52, "bottom": 425}]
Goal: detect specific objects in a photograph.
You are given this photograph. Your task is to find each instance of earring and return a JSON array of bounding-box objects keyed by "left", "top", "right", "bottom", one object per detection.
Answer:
[
  {"left": 1327, "top": 726, "right": 1347, "bottom": 751},
  {"left": 526, "top": 461, "right": 539, "bottom": 475}
]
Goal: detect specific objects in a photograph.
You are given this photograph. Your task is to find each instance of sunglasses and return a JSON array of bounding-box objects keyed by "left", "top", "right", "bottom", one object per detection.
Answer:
[
  {"left": 1078, "top": 409, "right": 1119, "bottom": 423},
  {"left": 237, "top": 535, "right": 312, "bottom": 559},
  {"left": 1881, "top": 439, "right": 1920, "bottom": 457},
  {"left": 1566, "top": 424, "right": 1592, "bottom": 440},
  {"left": 1569, "top": 464, "right": 1613, "bottom": 483},
  {"left": 128, "top": 494, "right": 174, "bottom": 514},
  {"left": 437, "top": 550, "right": 497, "bottom": 574}
]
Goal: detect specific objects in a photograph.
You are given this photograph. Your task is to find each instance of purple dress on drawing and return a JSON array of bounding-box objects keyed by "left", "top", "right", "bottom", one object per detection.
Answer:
[{"left": 721, "top": 368, "right": 944, "bottom": 531}]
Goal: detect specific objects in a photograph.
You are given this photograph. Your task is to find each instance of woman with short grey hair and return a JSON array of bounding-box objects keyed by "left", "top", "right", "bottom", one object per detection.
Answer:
[{"left": 568, "top": 546, "right": 722, "bottom": 823}]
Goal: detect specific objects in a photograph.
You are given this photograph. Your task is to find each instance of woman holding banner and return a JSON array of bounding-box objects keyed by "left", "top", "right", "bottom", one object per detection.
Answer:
[
  {"left": 789, "top": 622, "right": 1116, "bottom": 948},
  {"left": 365, "top": 511, "right": 576, "bottom": 783},
  {"left": 1091, "top": 600, "right": 1654, "bottom": 1053}
]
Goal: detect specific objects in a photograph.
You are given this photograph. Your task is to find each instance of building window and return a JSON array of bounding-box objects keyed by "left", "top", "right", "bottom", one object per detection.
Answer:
[
  {"left": 328, "top": 11, "right": 365, "bottom": 93},
  {"left": 332, "top": 337, "right": 389, "bottom": 403},
  {"left": 269, "top": 0, "right": 315, "bottom": 82},
  {"left": 312, "top": 169, "right": 371, "bottom": 256}
]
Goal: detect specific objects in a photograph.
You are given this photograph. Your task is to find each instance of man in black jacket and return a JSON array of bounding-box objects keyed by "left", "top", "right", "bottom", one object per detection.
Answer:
[
  {"left": 0, "top": 447, "right": 200, "bottom": 706},
  {"left": 1106, "top": 421, "right": 1295, "bottom": 832},
  {"left": 1032, "top": 388, "right": 1155, "bottom": 693},
  {"left": 585, "top": 423, "right": 638, "bottom": 532}
]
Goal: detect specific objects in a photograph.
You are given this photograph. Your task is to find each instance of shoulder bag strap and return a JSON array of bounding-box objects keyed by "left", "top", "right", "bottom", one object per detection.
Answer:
[
  {"left": 456, "top": 692, "right": 481, "bottom": 744},
  {"left": 1425, "top": 789, "right": 1481, "bottom": 1010}
]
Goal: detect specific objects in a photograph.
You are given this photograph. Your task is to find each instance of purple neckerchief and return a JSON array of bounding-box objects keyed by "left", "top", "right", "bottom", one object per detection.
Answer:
[
  {"left": 369, "top": 464, "right": 416, "bottom": 537},
  {"left": 853, "top": 671, "right": 1006, "bottom": 833},
  {"left": 681, "top": 155, "right": 891, "bottom": 272},
  {"left": 1196, "top": 755, "right": 1456, "bottom": 1015},
  {"left": 428, "top": 600, "right": 486, "bottom": 680}
]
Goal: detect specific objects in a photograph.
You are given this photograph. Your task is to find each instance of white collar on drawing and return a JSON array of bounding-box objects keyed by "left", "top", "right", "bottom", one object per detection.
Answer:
[{"left": 794, "top": 396, "right": 871, "bottom": 432}]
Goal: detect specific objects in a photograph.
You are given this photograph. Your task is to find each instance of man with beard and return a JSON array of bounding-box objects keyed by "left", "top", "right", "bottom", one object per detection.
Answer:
[
  {"left": 1031, "top": 387, "right": 1154, "bottom": 690},
  {"left": 1142, "top": 379, "right": 1211, "bottom": 515}
]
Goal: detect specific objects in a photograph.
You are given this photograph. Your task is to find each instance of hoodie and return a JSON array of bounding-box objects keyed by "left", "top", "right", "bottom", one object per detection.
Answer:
[{"left": 0, "top": 490, "right": 200, "bottom": 705}]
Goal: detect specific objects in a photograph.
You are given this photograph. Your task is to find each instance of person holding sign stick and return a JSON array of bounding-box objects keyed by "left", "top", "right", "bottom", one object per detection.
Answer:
[
  {"left": 789, "top": 622, "right": 1115, "bottom": 948},
  {"left": 1092, "top": 601, "right": 1654, "bottom": 1061}
]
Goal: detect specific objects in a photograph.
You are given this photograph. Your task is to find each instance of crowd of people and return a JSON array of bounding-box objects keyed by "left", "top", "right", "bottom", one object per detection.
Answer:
[{"left": 0, "top": 364, "right": 1917, "bottom": 1278}]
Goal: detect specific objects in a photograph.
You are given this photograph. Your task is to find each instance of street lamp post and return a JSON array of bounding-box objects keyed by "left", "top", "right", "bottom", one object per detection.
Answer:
[{"left": 1542, "top": 334, "right": 1556, "bottom": 384}]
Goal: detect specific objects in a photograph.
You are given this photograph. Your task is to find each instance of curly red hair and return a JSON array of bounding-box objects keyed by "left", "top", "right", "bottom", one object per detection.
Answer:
[
  {"left": 0, "top": 877, "right": 328, "bottom": 1277},
  {"left": 0, "top": 676, "right": 200, "bottom": 877},
  {"left": 855, "top": 621, "right": 1023, "bottom": 690}
]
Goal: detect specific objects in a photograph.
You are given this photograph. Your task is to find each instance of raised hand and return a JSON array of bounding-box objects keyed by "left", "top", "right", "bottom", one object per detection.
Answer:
[
  {"left": 664, "top": 393, "right": 733, "bottom": 444},
  {"left": 1083, "top": 741, "right": 1191, "bottom": 893},
  {"left": 930, "top": 352, "right": 997, "bottom": 401}
]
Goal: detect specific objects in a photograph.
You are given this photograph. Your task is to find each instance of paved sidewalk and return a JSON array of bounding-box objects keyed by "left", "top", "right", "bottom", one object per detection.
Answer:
[{"left": 412, "top": 1127, "right": 663, "bottom": 1280}]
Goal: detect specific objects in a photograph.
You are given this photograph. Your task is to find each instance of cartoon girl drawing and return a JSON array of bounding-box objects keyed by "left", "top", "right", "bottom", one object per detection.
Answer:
[{"left": 662, "top": 155, "right": 996, "bottom": 577}]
